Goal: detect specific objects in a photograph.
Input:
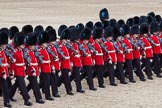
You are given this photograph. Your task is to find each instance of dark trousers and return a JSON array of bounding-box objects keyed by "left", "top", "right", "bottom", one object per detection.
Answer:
[
  {"left": 70, "top": 66, "right": 82, "bottom": 91},
  {"left": 142, "top": 58, "right": 153, "bottom": 78},
  {"left": 83, "top": 66, "right": 95, "bottom": 89},
  {"left": 95, "top": 65, "right": 104, "bottom": 86},
  {"left": 61, "top": 69, "right": 72, "bottom": 94},
  {"left": 27, "top": 76, "right": 42, "bottom": 101},
  {"left": 41, "top": 72, "right": 52, "bottom": 99},
  {"left": 107, "top": 63, "right": 116, "bottom": 84},
  {"left": 125, "top": 60, "right": 134, "bottom": 81},
  {"left": 153, "top": 54, "right": 161, "bottom": 75},
  {"left": 9, "top": 76, "right": 30, "bottom": 101},
  {"left": 0, "top": 78, "right": 10, "bottom": 104},
  {"left": 116, "top": 62, "right": 126, "bottom": 82},
  {"left": 50, "top": 73, "right": 59, "bottom": 96},
  {"left": 133, "top": 59, "right": 145, "bottom": 80}
]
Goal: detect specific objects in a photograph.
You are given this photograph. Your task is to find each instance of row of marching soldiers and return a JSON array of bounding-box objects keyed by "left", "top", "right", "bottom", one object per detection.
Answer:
[{"left": 0, "top": 9, "right": 162, "bottom": 108}]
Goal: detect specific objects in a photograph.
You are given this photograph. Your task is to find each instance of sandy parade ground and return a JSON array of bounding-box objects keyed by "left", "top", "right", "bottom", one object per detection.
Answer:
[{"left": 1, "top": 0, "right": 162, "bottom": 108}]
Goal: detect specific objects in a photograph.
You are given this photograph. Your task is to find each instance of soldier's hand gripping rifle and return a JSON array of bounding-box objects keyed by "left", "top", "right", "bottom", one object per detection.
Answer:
[
  {"left": 0, "top": 57, "right": 4, "bottom": 67},
  {"left": 66, "top": 41, "right": 78, "bottom": 55},
  {"left": 5, "top": 49, "right": 15, "bottom": 63},
  {"left": 147, "top": 37, "right": 156, "bottom": 46},
  {"left": 87, "top": 43, "right": 97, "bottom": 55},
  {"left": 46, "top": 47, "right": 57, "bottom": 60},
  {"left": 112, "top": 41, "right": 120, "bottom": 53},
  {"left": 75, "top": 41, "right": 88, "bottom": 56},
  {"left": 34, "top": 46, "right": 43, "bottom": 63},
  {"left": 137, "top": 39, "right": 145, "bottom": 51},
  {"left": 99, "top": 41, "right": 109, "bottom": 53},
  {"left": 129, "top": 38, "right": 138, "bottom": 50},
  {"left": 120, "top": 41, "right": 129, "bottom": 53},
  {"left": 55, "top": 42, "right": 65, "bottom": 60}
]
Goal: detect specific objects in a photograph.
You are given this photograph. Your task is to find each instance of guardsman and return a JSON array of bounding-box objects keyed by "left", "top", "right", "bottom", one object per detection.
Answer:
[
  {"left": 130, "top": 25, "right": 146, "bottom": 81},
  {"left": 9, "top": 32, "right": 33, "bottom": 106},
  {"left": 140, "top": 23, "right": 153, "bottom": 80},
  {"left": 113, "top": 27, "right": 128, "bottom": 84},
  {"left": 103, "top": 26, "right": 118, "bottom": 86},
  {"left": 92, "top": 28, "right": 105, "bottom": 88},
  {"left": 58, "top": 28, "right": 74, "bottom": 95},
  {"left": 0, "top": 31, "right": 12, "bottom": 107},
  {"left": 47, "top": 29, "right": 61, "bottom": 97},
  {"left": 80, "top": 28, "right": 97, "bottom": 91},
  {"left": 68, "top": 27, "right": 85, "bottom": 93},
  {"left": 159, "top": 22, "right": 162, "bottom": 67},
  {"left": 37, "top": 31, "right": 54, "bottom": 100},
  {"left": 122, "top": 24, "right": 136, "bottom": 83},
  {"left": 149, "top": 21, "right": 162, "bottom": 77},
  {"left": 24, "top": 32, "right": 45, "bottom": 104}
]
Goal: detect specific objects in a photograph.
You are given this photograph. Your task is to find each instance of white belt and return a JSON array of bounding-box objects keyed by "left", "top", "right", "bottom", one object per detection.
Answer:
[
  {"left": 42, "top": 60, "right": 51, "bottom": 63},
  {"left": 87, "top": 54, "right": 91, "bottom": 57},
  {"left": 65, "top": 56, "right": 70, "bottom": 60},
  {"left": 96, "top": 53, "right": 103, "bottom": 56},
  {"left": 108, "top": 50, "right": 115, "bottom": 53},
  {"left": 1, "top": 63, "right": 8, "bottom": 67},
  {"left": 30, "top": 63, "right": 38, "bottom": 66},
  {"left": 74, "top": 54, "right": 81, "bottom": 58},
  {"left": 155, "top": 44, "right": 160, "bottom": 46},
  {"left": 128, "top": 49, "right": 133, "bottom": 51},
  {"left": 15, "top": 63, "right": 25, "bottom": 66},
  {"left": 145, "top": 46, "right": 152, "bottom": 49}
]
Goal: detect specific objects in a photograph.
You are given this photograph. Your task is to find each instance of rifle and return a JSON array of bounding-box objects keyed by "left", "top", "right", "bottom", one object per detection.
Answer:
[
  {"left": 137, "top": 39, "right": 145, "bottom": 50},
  {"left": 156, "top": 33, "right": 162, "bottom": 43},
  {"left": 66, "top": 41, "right": 77, "bottom": 55},
  {"left": 120, "top": 41, "right": 129, "bottom": 53},
  {"left": 75, "top": 41, "right": 87, "bottom": 56},
  {"left": 112, "top": 41, "right": 120, "bottom": 53},
  {"left": 0, "top": 57, "right": 4, "bottom": 67},
  {"left": 55, "top": 42, "right": 65, "bottom": 60},
  {"left": 146, "top": 35, "right": 156, "bottom": 46},
  {"left": 99, "top": 41, "right": 109, "bottom": 53},
  {"left": 22, "top": 48, "right": 31, "bottom": 66},
  {"left": 46, "top": 46, "right": 57, "bottom": 60},
  {"left": 87, "top": 43, "right": 97, "bottom": 55},
  {"left": 5, "top": 49, "right": 15, "bottom": 63},
  {"left": 129, "top": 38, "right": 138, "bottom": 50},
  {"left": 6, "top": 44, "right": 15, "bottom": 52},
  {"left": 34, "top": 46, "right": 43, "bottom": 63}
]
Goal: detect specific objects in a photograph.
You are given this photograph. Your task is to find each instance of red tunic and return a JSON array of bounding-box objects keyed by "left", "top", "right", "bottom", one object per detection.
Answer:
[
  {"left": 104, "top": 41, "right": 117, "bottom": 63},
  {"left": 115, "top": 41, "right": 125, "bottom": 62},
  {"left": 132, "top": 38, "right": 141, "bottom": 59},
  {"left": 37, "top": 46, "right": 51, "bottom": 73},
  {"left": 80, "top": 43, "right": 93, "bottom": 66},
  {"left": 12, "top": 48, "right": 26, "bottom": 76},
  {"left": 150, "top": 35, "right": 162, "bottom": 54},
  {"left": 26, "top": 48, "right": 39, "bottom": 76},
  {"left": 122, "top": 38, "right": 134, "bottom": 60},
  {"left": 0, "top": 49, "right": 9, "bottom": 77},
  {"left": 140, "top": 37, "right": 153, "bottom": 58},
  {"left": 48, "top": 45, "right": 60, "bottom": 71},
  {"left": 59, "top": 43, "right": 71, "bottom": 70},
  {"left": 92, "top": 42, "right": 104, "bottom": 65},
  {"left": 68, "top": 42, "right": 82, "bottom": 67}
]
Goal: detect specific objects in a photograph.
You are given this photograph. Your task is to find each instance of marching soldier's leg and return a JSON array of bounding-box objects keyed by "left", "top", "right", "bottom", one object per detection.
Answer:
[
  {"left": 0, "top": 82, "right": 2, "bottom": 97},
  {"left": 42, "top": 73, "right": 53, "bottom": 100},
  {"left": 70, "top": 69, "right": 75, "bottom": 82},
  {"left": 134, "top": 59, "right": 146, "bottom": 81},
  {"left": 28, "top": 76, "right": 45, "bottom": 104},
  {"left": 0, "top": 78, "right": 12, "bottom": 107},
  {"left": 116, "top": 62, "right": 127, "bottom": 84},
  {"left": 153, "top": 54, "right": 162, "bottom": 77},
  {"left": 61, "top": 69, "right": 73, "bottom": 95},
  {"left": 16, "top": 76, "right": 32, "bottom": 106},
  {"left": 107, "top": 63, "right": 117, "bottom": 86},
  {"left": 96, "top": 65, "right": 105, "bottom": 88},
  {"left": 50, "top": 73, "right": 60, "bottom": 97},
  {"left": 39, "top": 72, "right": 44, "bottom": 93},
  {"left": 126, "top": 60, "right": 136, "bottom": 83},
  {"left": 55, "top": 70, "right": 60, "bottom": 85},
  {"left": 72, "top": 67, "right": 85, "bottom": 93},
  {"left": 84, "top": 66, "right": 97, "bottom": 91},
  {"left": 103, "top": 62, "right": 109, "bottom": 78},
  {"left": 144, "top": 58, "right": 153, "bottom": 80},
  {"left": 57, "top": 74, "right": 63, "bottom": 87},
  {"left": 9, "top": 79, "right": 18, "bottom": 102}
]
